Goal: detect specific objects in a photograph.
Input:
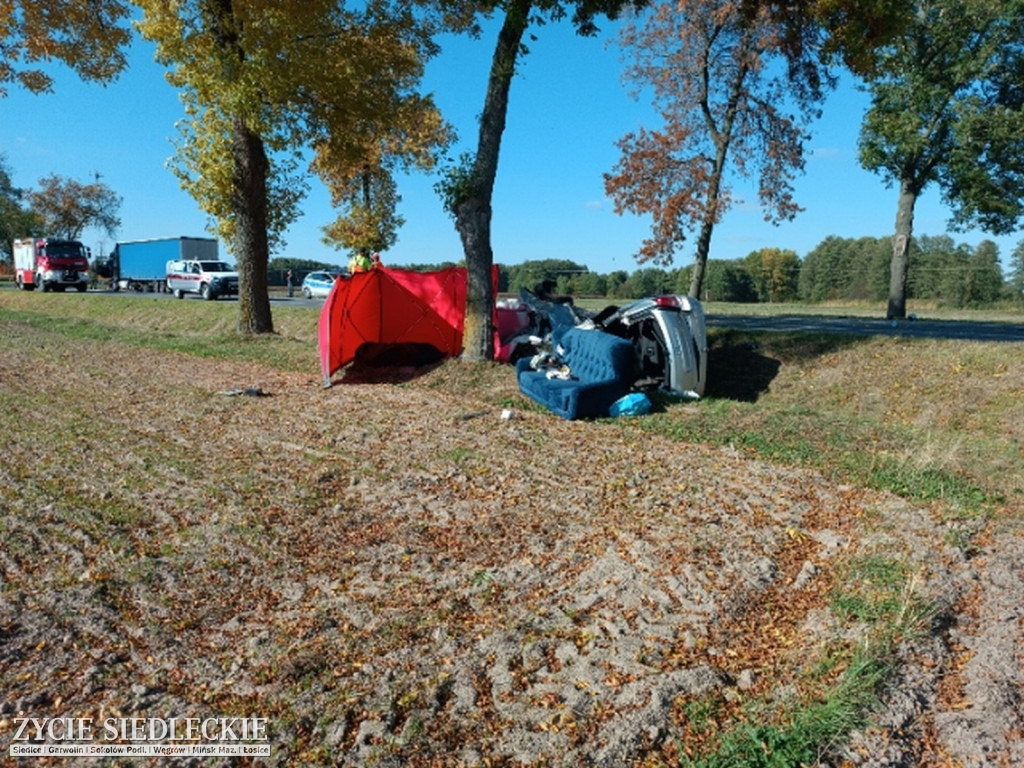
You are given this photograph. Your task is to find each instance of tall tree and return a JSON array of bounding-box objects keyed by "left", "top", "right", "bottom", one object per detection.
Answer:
[
  {"left": 744, "top": 247, "right": 800, "bottom": 302},
  {"left": 604, "top": 0, "right": 830, "bottom": 299},
  {"left": 134, "top": 0, "right": 450, "bottom": 334},
  {"left": 857, "top": 0, "right": 1024, "bottom": 319},
  {"left": 1, "top": 0, "right": 131, "bottom": 96},
  {"left": 320, "top": 163, "right": 404, "bottom": 261},
  {"left": 798, "top": 235, "right": 892, "bottom": 302},
  {"left": 910, "top": 234, "right": 963, "bottom": 302},
  {"left": 436, "top": 0, "right": 633, "bottom": 361},
  {"left": 701, "top": 259, "right": 757, "bottom": 302},
  {"left": 1008, "top": 239, "right": 1024, "bottom": 302},
  {"left": 0, "top": 156, "right": 40, "bottom": 259},
  {"left": 27, "top": 174, "right": 121, "bottom": 240},
  {"left": 965, "top": 239, "right": 1002, "bottom": 307}
]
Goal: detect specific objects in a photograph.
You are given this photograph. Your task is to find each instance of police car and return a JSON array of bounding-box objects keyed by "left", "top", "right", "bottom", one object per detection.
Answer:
[{"left": 301, "top": 271, "right": 343, "bottom": 299}]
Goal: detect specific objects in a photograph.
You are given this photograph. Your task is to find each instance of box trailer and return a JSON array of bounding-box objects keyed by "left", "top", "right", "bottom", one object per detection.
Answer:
[{"left": 112, "top": 237, "right": 218, "bottom": 292}]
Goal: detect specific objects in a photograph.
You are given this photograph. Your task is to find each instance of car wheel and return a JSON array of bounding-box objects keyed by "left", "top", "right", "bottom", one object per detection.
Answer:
[
  {"left": 174, "top": 289, "right": 184, "bottom": 299},
  {"left": 303, "top": 287, "right": 312, "bottom": 299},
  {"left": 201, "top": 283, "right": 213, "bottom": 300}
]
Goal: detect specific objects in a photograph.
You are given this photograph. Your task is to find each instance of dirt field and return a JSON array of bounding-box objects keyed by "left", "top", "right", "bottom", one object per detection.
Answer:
[{"left": 1, "top": 317, "right": 1023, "bottom": 767}]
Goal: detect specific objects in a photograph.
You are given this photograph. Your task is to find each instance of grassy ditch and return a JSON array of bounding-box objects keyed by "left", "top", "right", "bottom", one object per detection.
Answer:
[
  {"left": 3, "top": 290, "right": 1019, "bottom": 541},
  {"left": 638, "top": 327, "right": 1023, "bottom": 519},
  {"left": 1, "top": 290, "right": 1021, "bottom": 765},
  {"left": 0, "top": 289, "right": 319, "bottom": 370},
  {"left": 4, "top": 291, "right": 1019, "bottom": 538}
]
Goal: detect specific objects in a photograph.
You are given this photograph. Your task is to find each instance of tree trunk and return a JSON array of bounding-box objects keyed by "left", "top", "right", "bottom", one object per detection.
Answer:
[
  {"left": 887, "top": 178, "right": 917, "bottom": 320},
  {"left": 359, "top": 166, "right": 372, "bottom": 261},
  {"left": 689, "top": 199, "right": 719, "bottom": 299},
  {"left": 454, "top": 0, "right": 531, "bottom": 361},
  {"left": 688, "top": 132, "right": 732, "bottom": 299},
  {"left": 232, "top": 115, "right": 274, "bottom": 335},
  {"left": 688, "top": 46, "right": 745, "bottom": 300}
]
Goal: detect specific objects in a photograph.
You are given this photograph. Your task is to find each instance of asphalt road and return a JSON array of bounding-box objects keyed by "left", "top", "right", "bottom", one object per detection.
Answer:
[
  {"left": 4, "top": 283, "right": 1023, "bottom": 342},
  {"left": 0, "top": 283, "right": 329, "bottom": 308},
  {"left": 705, "top": 313, "right": 1024, "bottom": 342}
]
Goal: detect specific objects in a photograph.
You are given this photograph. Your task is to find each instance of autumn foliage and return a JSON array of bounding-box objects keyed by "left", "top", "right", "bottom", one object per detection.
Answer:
[{"left": 605, "top": 0, "right": 830, "bottom": 297}]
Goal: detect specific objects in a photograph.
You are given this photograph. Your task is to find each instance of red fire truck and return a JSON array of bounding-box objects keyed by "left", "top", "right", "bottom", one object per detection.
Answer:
[{"left": 13, "top": 238, "right": 91, "bottom": 292}]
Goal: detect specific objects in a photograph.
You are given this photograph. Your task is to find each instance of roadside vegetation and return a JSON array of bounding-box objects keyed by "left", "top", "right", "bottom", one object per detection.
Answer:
[
  {"left": 4, "top": 289, "right": 1020, "bottom": 544},
  {"left": 1, "top": 291, "right": 1021, "bottom": 765}
]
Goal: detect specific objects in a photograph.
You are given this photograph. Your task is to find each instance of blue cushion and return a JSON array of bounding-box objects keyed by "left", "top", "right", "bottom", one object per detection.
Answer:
[{"left": 516, "top": 328, "right": 635, "bottom": 420}]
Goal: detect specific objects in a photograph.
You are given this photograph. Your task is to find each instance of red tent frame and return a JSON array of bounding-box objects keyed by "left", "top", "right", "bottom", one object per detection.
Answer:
[{"left": 319, "top": 266, "right": 476, "bottom": 384}]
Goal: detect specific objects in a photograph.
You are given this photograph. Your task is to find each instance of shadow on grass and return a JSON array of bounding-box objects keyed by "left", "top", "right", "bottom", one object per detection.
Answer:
[
  {"left": 704, "top": 342, "right": 782, "bottom": 402},
  {"left": 334, "top": 343, "right": 447, "bottom": 385},
  {"left": 704, "top": 330, "right": 870, "bottom": 402}
]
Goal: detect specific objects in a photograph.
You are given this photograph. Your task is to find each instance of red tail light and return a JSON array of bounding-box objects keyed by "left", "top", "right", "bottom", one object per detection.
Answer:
[{"left": 653, "top": 296, "right": 680, "bottom": 308}]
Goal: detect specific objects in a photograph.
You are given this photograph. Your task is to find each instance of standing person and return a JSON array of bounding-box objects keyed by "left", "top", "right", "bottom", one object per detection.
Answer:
[
  {"left": 349, "top": 253, "right": 372, "bottom": 273},
  {"left": 286, "top": 269, "right": 294, "bottom": 298}
]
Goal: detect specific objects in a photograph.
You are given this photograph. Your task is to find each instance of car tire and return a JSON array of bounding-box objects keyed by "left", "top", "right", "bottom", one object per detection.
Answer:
[
  {"left": 303, "top": 287, "right": 312, "bottom": 299},
  {"left": 201, "top": 283, "right": 213, "bottom": 300},
  {"left": 174, "top": 289, "right": 184, "bottom": 299}
]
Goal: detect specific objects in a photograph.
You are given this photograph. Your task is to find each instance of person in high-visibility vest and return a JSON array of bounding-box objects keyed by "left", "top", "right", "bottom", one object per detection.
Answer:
[
  {"left": 349, "top": 253, "right": 372, "bottom": 273},
  {"left": 349, "top": 251, "right": 382, "bottom": 273}
]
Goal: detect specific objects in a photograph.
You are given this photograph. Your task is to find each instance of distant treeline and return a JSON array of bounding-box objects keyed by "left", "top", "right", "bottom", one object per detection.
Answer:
[{"left": 272, "top": 233, "right": 1024, "bottom": 306}]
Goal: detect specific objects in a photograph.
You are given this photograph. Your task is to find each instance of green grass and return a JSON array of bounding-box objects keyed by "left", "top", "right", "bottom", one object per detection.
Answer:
[
  {"left": 830, "top": 556, "right": 912, "bottom": 624},
  {"left": 0, "top": 291, "right": 319, "bottom": 371},
  {"left": 676, "top": 553, "right": 932, "bottom": 768},
  {"left": 632, "top": 326, "right": 1018, "bottom": 516},
  {"left": 639, "top": 403, "right": 995, "bottom": 512},
  {"left": 678, "top": 652, "right": 889, "bottom": 768}
]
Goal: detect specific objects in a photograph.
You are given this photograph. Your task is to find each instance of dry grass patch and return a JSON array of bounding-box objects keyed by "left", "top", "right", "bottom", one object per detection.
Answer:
[{"left": 2, "top": 293, "right": 1023, "bottom": 767}]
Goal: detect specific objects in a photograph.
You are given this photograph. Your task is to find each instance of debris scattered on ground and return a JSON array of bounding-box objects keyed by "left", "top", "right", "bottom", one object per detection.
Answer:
[{"left": 217, "top": 386, "right": 270, "bottom": 397}]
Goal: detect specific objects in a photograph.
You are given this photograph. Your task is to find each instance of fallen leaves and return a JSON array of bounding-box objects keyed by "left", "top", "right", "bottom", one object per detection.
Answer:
[{"left": 2, "top": 321, "right": 1023, "bottom": 767}]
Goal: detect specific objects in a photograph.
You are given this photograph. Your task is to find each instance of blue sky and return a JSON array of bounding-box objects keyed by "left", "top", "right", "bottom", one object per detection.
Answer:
[{"left": 3, "top": 15, "right": 1020, "bottom": 275}]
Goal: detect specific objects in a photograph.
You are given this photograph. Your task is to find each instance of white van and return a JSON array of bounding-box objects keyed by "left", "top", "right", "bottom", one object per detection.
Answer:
[{"left": 166, "top": 260, "right": 239, "bottom": 300}]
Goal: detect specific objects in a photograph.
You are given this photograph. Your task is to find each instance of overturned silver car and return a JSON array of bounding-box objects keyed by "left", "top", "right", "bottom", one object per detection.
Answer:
[
  {"left": 498, "top": 287, "right": 708, "bottom": 399},
  {"left": 597, "top": 294, "right": 707, "bottom": 398}
]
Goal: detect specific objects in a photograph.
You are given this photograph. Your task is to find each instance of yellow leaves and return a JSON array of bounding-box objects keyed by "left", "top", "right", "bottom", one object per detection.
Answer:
[
  {"left": 536, "top": 710, "right": 576, "bottom": 733},
  {"left": 6, "top": 0, "right": 131, "bottom": 94},
  {"left": 134, "top": 0, "right": 448, "bottom": 256}
]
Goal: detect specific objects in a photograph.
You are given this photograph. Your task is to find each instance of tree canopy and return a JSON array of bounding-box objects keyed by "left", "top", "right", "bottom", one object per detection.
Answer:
[
  {"left": 0, "top": 0, "right": 131, "bottom": 96},
  {"left": 134, "top": 0, "right": 450, "bottom": 333},
  {"left": 27, "top": 174, "right": 122, "bottom": 240},
  {"left": 0, "top": 156, "right": 40, "bottom": 258},
  {"left": 1009, "top": 240, "right": 1024, "bottom": 301},
  {"left": 320, "top": 165, "right": 404, "bottom": 259},
  {"left": 857, "top": 0, "right": 1024, "bottom": 318},
  {"left": 604, "top": 0, "right": 830, "bottom": 298}
]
